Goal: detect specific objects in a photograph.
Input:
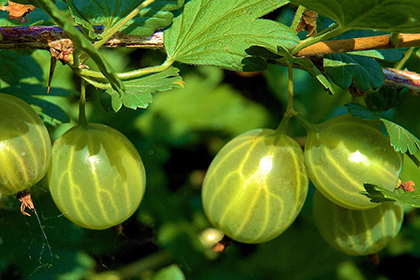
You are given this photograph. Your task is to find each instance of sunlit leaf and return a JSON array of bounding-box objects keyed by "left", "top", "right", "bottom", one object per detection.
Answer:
[
  {"left": 291, "top": 0, "right": 420, "bottom": 32},
  {"left": 164, "top": 0, "right": 299, "bottom": 72}
]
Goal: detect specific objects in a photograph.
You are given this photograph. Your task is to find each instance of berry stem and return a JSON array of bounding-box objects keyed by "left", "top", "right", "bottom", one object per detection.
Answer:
[
  {"left": 292, "top": 112, "right": 317, "bottom": 132},
  {"left": 274, "top": 62, "right": 295, "bottom": 140},
  {"left": 78, "top": 80, "right": 88, "bottom": 127}
]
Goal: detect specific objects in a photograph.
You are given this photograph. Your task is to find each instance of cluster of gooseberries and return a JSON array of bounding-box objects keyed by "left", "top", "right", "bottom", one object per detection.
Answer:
[
  {"left": 0, "top": 89, "right": 409, "bottom": 256},
  {"left": 201, "top": 112, "right": 406, "bottom": 256},
  {"left": 0, "top": 93, "right": 146, "bottom": 230}
]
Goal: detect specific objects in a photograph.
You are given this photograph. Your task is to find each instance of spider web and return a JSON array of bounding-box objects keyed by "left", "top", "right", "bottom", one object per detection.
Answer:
[{"left": 0, "top": 183, "right": 157, "bottom": 279}]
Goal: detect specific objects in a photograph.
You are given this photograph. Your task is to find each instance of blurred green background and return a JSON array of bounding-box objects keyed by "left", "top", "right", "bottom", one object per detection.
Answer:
[{"left": 1, "top": 4, "right": 420, "bottom": 280}]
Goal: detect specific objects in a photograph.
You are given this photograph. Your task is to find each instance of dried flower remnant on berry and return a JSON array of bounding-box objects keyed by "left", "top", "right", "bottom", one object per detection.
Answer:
[
  {"left": 15, "top": 191, "right": 35, "bottom": 216},
  {"left": 398, "top": 180, "right": 416, "bottom": 193}
]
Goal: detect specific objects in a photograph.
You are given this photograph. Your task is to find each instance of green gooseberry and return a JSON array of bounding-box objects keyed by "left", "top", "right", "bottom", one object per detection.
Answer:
[
  {"left": 313, "top": 190, "right": 403, "bottom": 256},
  {"left": 305, "top": 114, "right": 403, "bottom": 210},
  {"left": 0, "top": 93, "right": 51, "bottom": 196},
  {"left": 202, "top": 128, "right": 309, "bottom": 244},
  {"left": 48, "top": 123, "right": 146, "bottom": 230}
]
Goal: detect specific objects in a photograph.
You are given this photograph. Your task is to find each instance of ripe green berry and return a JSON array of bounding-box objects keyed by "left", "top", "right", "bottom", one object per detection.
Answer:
[
  {"left": 313, "top": 190, "right": 403, "bottom": 256},
  {"left": 48, "top": 124, "right": 146, "bottom": 230},
  {"left": 0, "top": 93, "right": 51, "bottom": 195},
  {"left": 202, "top": 129, "right": 309, "bottom": 244},
  {"left": 305, "top": 114, "right": 402, "bottom": 210}
]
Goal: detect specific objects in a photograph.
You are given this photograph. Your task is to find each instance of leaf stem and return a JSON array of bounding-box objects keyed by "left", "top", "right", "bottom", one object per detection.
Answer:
[
  {"left": 291, "top": 23, "right": 344, "bottom": 55},
  {"left": 78, "top": 80, "right": 88, "bottom": 127},
  {"left": 394, "top": 47, "right": 415, "bottom": 70},
  {"left": 92, "top": 0, "right": 157, "bottom": 51},
  {"left": 286, "top": 62, "right": 294, "bottom": 115},
  {"left": 78, "top": 58, "right": 174, "bottom": 81},
  {"left": 406, "top": 152, "right": 420, "bottom": 168},
  {"left": 81, "top": 76, "right": 111, "bottom": 89},
  {"left": 292, "top": 112, "right": 317, "bottom": 132},
  {"left": 290, "top": 5, "right": 306, "bottom": 32}
]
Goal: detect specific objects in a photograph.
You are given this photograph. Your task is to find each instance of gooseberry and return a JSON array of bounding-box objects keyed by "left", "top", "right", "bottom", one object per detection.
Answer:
[
  {"left": 0, "top": 93, "right": 51, "bottom": 195},
  {"left": 48, "top": 123, "right": 146, "bottom": 230},
  {"left": 304, "top": 114, "right": 402, "bottom": 210},
  {"left": 313, "top": 190, "right": 403, "bottom": 256},
  {"left": 202, "top": 129, "right": 309, "bottom": 244}
]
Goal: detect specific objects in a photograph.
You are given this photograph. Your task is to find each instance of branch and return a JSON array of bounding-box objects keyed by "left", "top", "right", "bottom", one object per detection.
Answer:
[
  {"left": 295, "top": 33, "right": 420, "bottom": 57},
  {"left": 0, "top": 26, "right": 164, "bottom": 49},
  {"left": 383, "top": 68, "right": 420, "bottom": 94},
  {"left": 1, "top": 26, "right": 418, "bottom": 55},
  {"left": 2, "top": 26, "right": 420, "bottom": 91}
]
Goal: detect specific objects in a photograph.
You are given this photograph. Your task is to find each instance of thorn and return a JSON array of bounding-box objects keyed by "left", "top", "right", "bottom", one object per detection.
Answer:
[{"left": 47, "top": 56, "right": 57, "bottom": 94}]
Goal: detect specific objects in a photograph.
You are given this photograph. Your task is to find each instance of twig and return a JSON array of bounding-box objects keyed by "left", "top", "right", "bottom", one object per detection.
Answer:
[
  {"left": 295, "top": 33, "right": 420, "bottom": 57},
  {"left": 2, "top": 26, "right": 420, "bottom": 91},
  {"left": 0, "top": 26, "right": 164, "bottom": 49},
  {"left": 383, "top": 68, "right": 420, "bottom": 93}
]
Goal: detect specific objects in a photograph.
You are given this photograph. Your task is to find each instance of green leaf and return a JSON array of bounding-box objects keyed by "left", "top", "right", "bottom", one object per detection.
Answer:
[
  {"left": 293, "top": 57, "right": 335, "bottom": 95},
  {"left": 104, "top": 67, "right": 183, "bottom": 111},
  {"left": 1, "top": 84, "right": 71, "bottom": 126},
  {"left": 64, "top": 0, "right": 102, "bottom": 39},
  {"left": 246, "top": 45, "right": 335, "bottom": 94},
  {"left": 0, "top": 50, "right": 43, "bottom": 84},
  {"left": 135, "top": 67, "right": 270, "bottom": 146},
  {"left": 164, "top": 0, "right": 299, "bottom": 72},
  {"left": 324, "top": 53, "right": 385, "bottom": 90},
  {"left": 380, "top": 118, "right": 420, "bottom": 154},
  {"left": 123, "top": 0, "right": 184, "bottom": 37},
  {"left": 346, "top": 104, "right": 420, "bottom": 154},
  {"left": 346, "top": 103, "right": 380, "bottom": 120},
  {"left": 365, "top": 87, "right": 409, "bottom": 112},
  {"left": 65, "top": 0, "right": 184, "bottom": 37},
  {"left": 361, "top": 183, "right": 420, "bottom": 207},
  {"left": 291, "top": 0, "right": 420, "bottom": 33},
  {"left": 154, "top": 264, "right": 186, "bottom": 280},
  {"left": 65, "top": 0, "right": 142, "bottom": 31}
]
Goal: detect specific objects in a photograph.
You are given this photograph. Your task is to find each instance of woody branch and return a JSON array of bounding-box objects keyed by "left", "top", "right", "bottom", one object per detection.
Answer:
[{"left": 1, "top": 26, "right": 420, "bottom": 91}]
